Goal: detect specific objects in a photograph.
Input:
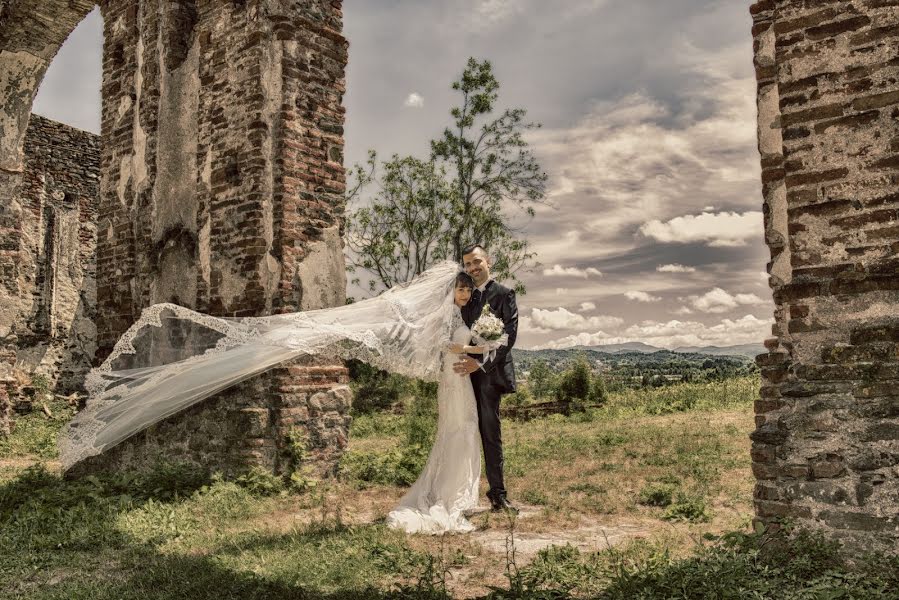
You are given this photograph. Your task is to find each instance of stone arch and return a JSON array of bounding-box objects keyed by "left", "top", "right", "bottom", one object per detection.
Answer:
[
  {"left": 0, "top": 3, "right": 101, "bottom": 396},
  {"left": 0, "top": 1, "right": 98, "bottom": 174}
]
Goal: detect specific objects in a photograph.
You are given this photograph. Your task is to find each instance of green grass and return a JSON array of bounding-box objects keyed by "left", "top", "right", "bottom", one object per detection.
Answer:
[
  {"left": 510, "top": 527, "right": 899, "bottom": 599},
  {"left": 0, "top": 397, "right": 76, "bottom": 460},
  {"left": 0, "top": 463, "right": 434, "bottom": 599},
  {"left": 3, "top": 374, "right": 893, "bottom": 598}
]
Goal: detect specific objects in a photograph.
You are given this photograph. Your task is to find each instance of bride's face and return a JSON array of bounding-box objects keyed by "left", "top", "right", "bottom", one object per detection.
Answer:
[{"left": 454, "top": 284, "right": 472, "bottom": 307}]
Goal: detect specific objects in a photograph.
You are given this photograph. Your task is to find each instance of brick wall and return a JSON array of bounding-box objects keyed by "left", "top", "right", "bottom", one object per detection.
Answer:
[
  {"left": 750, "top": 0, "right": 899, "bottom": 552},
  {"left": 13, "top": 115, "right": 100, "bottom": 391},
  {"left": 76, "top": 0, "right": 352, "bottom": 477},
  {"left": 0, "top": 114, "right": 99, "bottom": 440},
  {"left": 0, "top": 0, "right": 97, "bottom": 434}
]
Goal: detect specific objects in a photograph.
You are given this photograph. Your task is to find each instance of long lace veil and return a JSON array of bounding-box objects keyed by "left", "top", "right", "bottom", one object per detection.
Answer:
[{"left": 59, "top": 260, "right": 464, "bottom": 471}]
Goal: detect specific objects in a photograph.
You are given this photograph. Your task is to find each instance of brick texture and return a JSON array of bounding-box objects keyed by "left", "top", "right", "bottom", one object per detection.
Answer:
[
  {"left": 0, "top": 1, "right": 351, "bottom": 474},
  {"left": 80, "top": 0, "right": 352, "bottom": 477},
  {"left": 751, "top": 0, "right": 899, "bottom": 553}
]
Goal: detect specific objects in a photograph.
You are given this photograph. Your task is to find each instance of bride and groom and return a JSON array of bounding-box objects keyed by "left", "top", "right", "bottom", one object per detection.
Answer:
[
  {"left": 385, "top": 244, "right": 519, "bottom": 534},
  {"left": 58, "top": 244, "right": 520, "bottom": 535}
]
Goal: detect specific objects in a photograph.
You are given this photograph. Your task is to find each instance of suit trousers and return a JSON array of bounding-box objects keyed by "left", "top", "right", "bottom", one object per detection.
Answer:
[{"left": 470, "top": 369, "right": 506, "bottom": 501}]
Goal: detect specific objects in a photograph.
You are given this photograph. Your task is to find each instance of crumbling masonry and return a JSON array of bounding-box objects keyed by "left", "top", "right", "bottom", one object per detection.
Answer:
[
  {"left": 751, "top": 0, "right": 899, "bottom": 552},
  {"left": 0, "top": 1, "right": 352, "bottom": 477}
]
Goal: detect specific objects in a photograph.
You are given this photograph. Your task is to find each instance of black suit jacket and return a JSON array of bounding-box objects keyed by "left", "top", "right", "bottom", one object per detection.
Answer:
[{"left": 463, "top": 279, "right": 518, "bottom": 394}]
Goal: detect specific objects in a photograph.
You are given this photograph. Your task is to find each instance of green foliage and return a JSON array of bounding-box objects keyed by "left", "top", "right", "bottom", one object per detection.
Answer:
[
  {"left": 637, "top": 482, "right": 676, "bottom": 507},
  {"left": 527, "top": 359, "right": 555, "bottom": 401},
  {"left": 0, "top": 463, "right": 440, "bottom": 598},
  {"left": 345, "top": 154, "right": 456, "bottom": 292},
  {"left": 339, "top": 391, "right": 438, "bottom": 487},
  {"left": 347, "top": 411, "right": 404, "bottom": 439},
  {"left": 283, "top": 428, "right": 318, "bottom": 493},
  {"left": 599, "top": 376, "right": 758, "bottom": 418},
  {"left": 557, "top": 357, "right": 591, "bottom": 401},
  {"left": 471, "top": 526, "right": 899, "bottom": 599},
  {"left": 589, "top": 374, "right": 608, "bottom": 405},
  {"left": 346, "top": 57, "right": 547, "bottom": 294},
  {"left": 0, "top": 395, "right": 76, "bottom": 459},
  {"left": 553, "top": 354, "right": 608, "bottom": 412},
  {"left": 662, "top": 493, "right": 709, "bottom": 523},
  {"left": 233, "top": 466, "right": 285, "bottom": 497},
  {"left": 514, "top": 347, "right": 761, "bottom": 390},
  {"left": 595, "top": 527, "right": 899, "bottom": 599},
  {"left": 347, "top": 359, "right": 409, "bottom": 415},
  {"left": 30, "top": 373, "right": 51, "bottom": 396},
  {"left": 504, "top": 387, "right": 531, "bottom": 408}
]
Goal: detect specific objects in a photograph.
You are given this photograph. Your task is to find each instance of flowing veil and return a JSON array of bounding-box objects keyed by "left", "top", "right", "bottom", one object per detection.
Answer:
[{"left": 59, "top": 260, "right": 465, "bottom": 471}]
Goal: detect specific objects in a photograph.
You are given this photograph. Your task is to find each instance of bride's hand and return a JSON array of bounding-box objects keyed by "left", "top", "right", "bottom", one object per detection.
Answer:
[{"left": 447, "top": 342, "right": 465, "bottom": 354}]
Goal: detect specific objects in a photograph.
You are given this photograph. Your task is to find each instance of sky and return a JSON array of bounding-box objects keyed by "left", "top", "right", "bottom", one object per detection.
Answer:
[{"left": 33, "top": 0, "right": 774, "bottom": 351}]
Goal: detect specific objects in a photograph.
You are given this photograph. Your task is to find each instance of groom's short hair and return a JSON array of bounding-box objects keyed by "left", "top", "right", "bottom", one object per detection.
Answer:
[{"left": 461, "top": 244, "right": 488, "bottom": 259}]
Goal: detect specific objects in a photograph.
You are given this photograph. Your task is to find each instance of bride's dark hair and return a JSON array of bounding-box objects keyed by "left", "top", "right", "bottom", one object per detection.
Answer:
[{"left": 455, "top": 272, "right": 475, "bottom": 289}]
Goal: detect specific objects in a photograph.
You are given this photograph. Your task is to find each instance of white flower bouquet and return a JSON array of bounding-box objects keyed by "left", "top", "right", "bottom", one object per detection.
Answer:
[{"left": 471, "top": 304, "right": 508, "bottom": 362}]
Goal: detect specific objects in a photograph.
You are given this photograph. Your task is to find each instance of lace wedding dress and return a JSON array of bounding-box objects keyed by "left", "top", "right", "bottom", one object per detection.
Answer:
[{"left": 385, "top": 314, "right": 481, "bottom": 534}]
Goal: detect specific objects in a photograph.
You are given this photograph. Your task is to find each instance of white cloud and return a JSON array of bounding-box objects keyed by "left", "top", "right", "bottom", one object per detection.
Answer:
[
  {"left": 579, "top": 301, "right": 596, "bottom": 312},
  {"left": 519, "top": 314, "right": 551, "bottom": 335},
  {"left": 688, "top": 287, "right": 768, "bottom": 313},
  {"left": 657, "top": 263, "right": 696, "bottom": 273},
  {"left": 534, "top": 314, "right": 773, "bottom": 350},
  {"left": 624, "top": 291, "right": 661, "bottom": 302},
  {"left": 527, "top": 39, "right": 761, "bottom": 266},
  {"left": 555, "top": 288, "right": 570, "bottom": 295},
  {"left": 673, "top": 306, "right": 694, "bottom": 315},
  {"left": 470, "top": 0, "right": 522, "bottom": 28},
  {"left": 403, "top": 92, "right": 424, "bottom": 108},
  {"left": 543, "top": 264, "right": 602, "bottom": 278},
  {"left": 530, "top": 307, "right": 623, "bottom": 331},
  {"left": 639, "top": 210, "right": 764, "bottom": 247}
]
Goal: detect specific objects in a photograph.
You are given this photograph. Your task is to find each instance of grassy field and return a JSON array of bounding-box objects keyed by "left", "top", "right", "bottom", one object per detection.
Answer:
[{"left": 2, "top": 375, "right": 895, "bottom": 598}]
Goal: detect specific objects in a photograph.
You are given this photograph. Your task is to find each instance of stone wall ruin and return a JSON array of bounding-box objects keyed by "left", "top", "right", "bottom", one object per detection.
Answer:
[
  {"left": 751, "top": 0, "right": 899, "bottom": 552},
  {"left": 0, "top": 1, "right": 353, "bottom": 478}
]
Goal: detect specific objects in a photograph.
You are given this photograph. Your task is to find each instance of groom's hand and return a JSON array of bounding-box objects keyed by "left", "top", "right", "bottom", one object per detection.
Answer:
[{"left": 453, "top": 356, "right": 480, "bottom": 375}]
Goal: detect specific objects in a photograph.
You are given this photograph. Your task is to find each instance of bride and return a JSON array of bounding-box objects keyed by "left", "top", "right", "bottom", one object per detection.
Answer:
[
  {"left": 58, "top": 261, "right": 498, "bottom": 534},
  {"left": 385, "top": 271, "right": 496, "bottom": 534}
]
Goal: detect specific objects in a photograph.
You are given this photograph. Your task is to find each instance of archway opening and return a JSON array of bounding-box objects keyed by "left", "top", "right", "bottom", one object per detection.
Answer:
[{"left": 0, "top": 3, "right": 102, "bottom": 401}]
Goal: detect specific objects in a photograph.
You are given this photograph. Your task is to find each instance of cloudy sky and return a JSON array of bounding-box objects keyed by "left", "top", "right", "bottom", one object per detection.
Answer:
[{"left": 33, "top": 0, "right": 774, "bottom": 351}]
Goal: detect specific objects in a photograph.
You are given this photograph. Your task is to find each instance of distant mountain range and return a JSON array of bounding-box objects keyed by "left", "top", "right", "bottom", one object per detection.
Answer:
[{"left": 530, "top": 342, "right": 766, "bottom": 359}]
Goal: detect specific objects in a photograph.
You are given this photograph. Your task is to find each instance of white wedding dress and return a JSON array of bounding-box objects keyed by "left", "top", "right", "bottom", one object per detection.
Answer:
[
  {"left": 56, "top": 259, "right": 484, "bottom": 504},
  {"left": 385, "top": 314, "right": 481, "bottom": 534}
]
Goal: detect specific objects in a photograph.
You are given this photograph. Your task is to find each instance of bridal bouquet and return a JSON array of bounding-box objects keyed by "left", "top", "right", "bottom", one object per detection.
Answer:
[
  {"left": 473, "top": 304, "right": 505, "bottom": 341},
  {"left": 471, "top": 304, "right": 508, "bottom": 362}
]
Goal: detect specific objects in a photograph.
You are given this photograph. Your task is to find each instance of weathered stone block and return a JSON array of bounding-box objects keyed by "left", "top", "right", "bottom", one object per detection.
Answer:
[
  {"left": 819, "top": 510, "right": 898, "bottom": 531},
  {"left": 809, "top": 453, "right": 846, "bottom": 479}
]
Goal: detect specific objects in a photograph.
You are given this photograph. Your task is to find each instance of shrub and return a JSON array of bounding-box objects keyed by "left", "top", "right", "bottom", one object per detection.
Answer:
[
  {"left": 638, "top": 482, "right": 676, "bottom": 507},
  {"left": 555, "top": 357, "right": 592, "bottom": 405},
  {"left": 662, "top": 493, "right": 709, "bottom": 523},
  {"left": 233, "top": 466, "right": 285, "bottom": 497},
  {"left": 347, "top": 359, "right": 409, "bottom": 415}
]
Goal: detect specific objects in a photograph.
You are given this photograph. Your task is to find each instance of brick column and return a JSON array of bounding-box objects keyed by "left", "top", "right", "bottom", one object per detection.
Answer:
[
  {"left": 750, "top": 0, "right": 899, "bottom": 552},
  {"left": 73, "top": 0, "right": 351, "bottom": 477}
]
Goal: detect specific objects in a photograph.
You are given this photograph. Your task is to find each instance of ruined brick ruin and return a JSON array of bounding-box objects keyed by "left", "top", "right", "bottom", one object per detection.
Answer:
[
  {"left": 11, "top": 116, "right": 99, "bottom": 391},
  {"left": 0, "top": 1, "right": 352, "bottom": 477},
  {"left": 0, "top": 114, "right": 99, "bottom": 435},
  {"left": 751, "top": 0, "right": 899, "bottom": 552}
]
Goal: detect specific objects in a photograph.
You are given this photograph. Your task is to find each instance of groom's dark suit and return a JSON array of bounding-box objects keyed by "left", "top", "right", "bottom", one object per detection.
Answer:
[{"left": 462, "top": 279, "right": 518, "bottom": 503}]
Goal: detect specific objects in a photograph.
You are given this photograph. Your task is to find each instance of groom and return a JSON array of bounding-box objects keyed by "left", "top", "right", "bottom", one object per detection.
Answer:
[{"left": 454, "top": 244, "right": 519, "bottom": 513}]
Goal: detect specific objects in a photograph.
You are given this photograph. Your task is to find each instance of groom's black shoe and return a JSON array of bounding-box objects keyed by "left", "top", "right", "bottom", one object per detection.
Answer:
[{"left": 490, "top": 496, "right": 519, "bottom": 514}]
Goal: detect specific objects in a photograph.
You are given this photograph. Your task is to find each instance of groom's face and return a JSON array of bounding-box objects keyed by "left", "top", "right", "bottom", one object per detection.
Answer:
[{"left": 463, "top": 248, "right": 490, "bottom": 286}]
